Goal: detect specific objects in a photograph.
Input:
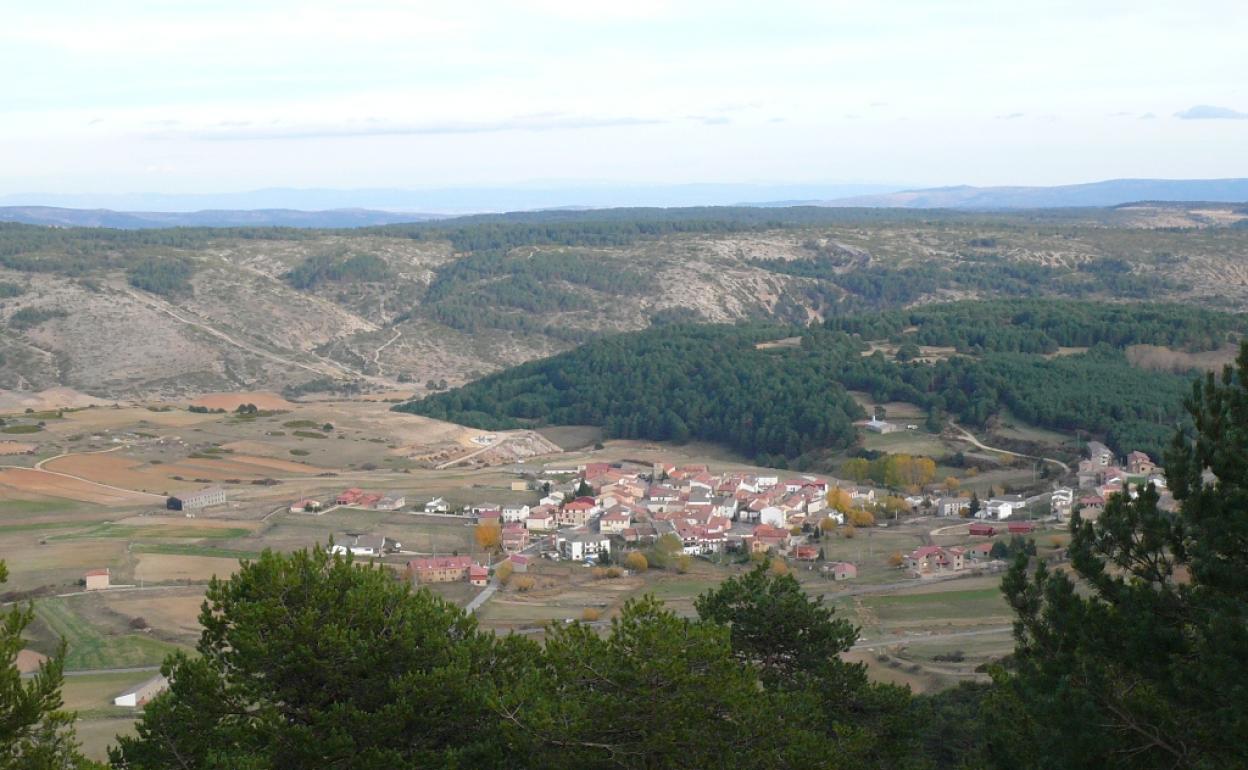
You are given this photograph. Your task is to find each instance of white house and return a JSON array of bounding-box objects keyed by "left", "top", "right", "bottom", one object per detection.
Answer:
[
  {"left": 984, "top": 496, "right": 1026, "bottom": 520},
  {"left": 759, "top": 506, "right": 787, "bottom": 528},
  {"left": 423, "top": 497, "right": 449, "bottom": 514},
  {"left": 557, "top": 532, "right": 612, "bottom": 561},
  {"left": 501, "top": 504, "right": 531, "bottom": 524}
]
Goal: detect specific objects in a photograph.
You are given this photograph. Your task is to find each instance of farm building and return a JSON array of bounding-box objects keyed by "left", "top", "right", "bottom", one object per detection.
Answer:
[
  {"left": 113, "top": 675, "right": 169, "bottom": 707},
  {"left": 84, "top": 568, "right": 110, "bottom": 591},
  {"left": 166, "top": 486, "right": 226, "bottom": 511},
  {"left": 329, "top": 534, "right": 400, "bottom": 557},
  {"left": 408, "top": 555, "right": 474, "bottom": 583},
  {"left": 469, "top": 565, "right": 489, "bottom": 587},
  {"left": 289, "top": 498, "right": 322, "bottom": 514},
  {"left": 508, "top": 554, "right": 530, "bottom": 573},
  {"left": 825, "top": 562, "right": 857, "bottom": 580},
  {"left": 864, "top": 416, "right": 900, "bottom": 434},
  {"left": 793, "top": 544, "right": 819, "bottom": 561},
  {"left": 374, "top": 494, "right": 406, "bottom": 511},
  {"left": 968, "top": 523, "right": 996, "bottom": 537},
  {"left": 1007, "top": 521, "right": 1036, "bottom": 534}
]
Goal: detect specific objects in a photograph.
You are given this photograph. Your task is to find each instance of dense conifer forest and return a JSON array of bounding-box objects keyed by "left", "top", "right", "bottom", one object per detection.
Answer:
[{"left": 399, "top": 300, "right": 1239, "bottom": 465}]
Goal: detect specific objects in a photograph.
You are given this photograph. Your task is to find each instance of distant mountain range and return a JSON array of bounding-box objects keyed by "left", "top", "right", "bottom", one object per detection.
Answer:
[
  {"left": 0, "top": 179, "right": 1245, "bottom": 229},
  {"left": 820, "top": 178, "right": 1248, "bottom": 209},
  {"left": 0, "top": 206, "right": 440, "bottom": 229}
]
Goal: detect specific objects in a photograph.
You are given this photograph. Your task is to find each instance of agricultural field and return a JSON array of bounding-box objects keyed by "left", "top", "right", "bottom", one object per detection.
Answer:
[{"left": 0, "top": 389, "right": 1066, "bottom": 763}]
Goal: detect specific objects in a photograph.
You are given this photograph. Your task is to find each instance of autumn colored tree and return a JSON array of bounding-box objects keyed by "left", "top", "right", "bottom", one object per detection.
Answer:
[
  {"left": 474, "top": 523, "right": 501, "bottom": 551},
  {"left": 624, "top": 551, "right": 648, "bottom": 572},
  {"left": 944, "top": 476, "right": 961, "bottom": 491},
  {"left": 827, "top": 487, "right": 854, "bottom": 512},
  {"left": 847, "top": 509, "right": 876, "bottom": 527},
  {"left": 494, "top": 560, "right": 514, "bottom": 585}
]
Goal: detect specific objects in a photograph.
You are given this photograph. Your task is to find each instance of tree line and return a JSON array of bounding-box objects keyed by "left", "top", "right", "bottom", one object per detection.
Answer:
[{"left": 401, "top": 300, "right": 1224, "bottom": 464}]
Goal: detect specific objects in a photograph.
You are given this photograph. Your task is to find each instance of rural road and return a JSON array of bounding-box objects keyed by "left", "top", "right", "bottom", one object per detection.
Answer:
[
  {"left": 948, "top": 422, "right": 1070, "bottom": 474},
  {"left": 1, "top": 444, "right": 167, "bottom": 502},
  {"left": 435, "top": 435, "right": 506, "bottom": 470},
  {"left": 372, "top": 328, "right": 402, "bottom": 372},
  {"left": 122, "top": 287, "right": 389, "bottom": 385}
]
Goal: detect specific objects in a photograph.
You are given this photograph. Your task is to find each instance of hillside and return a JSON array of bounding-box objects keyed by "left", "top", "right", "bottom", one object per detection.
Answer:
[
  {"left": 2, "top": 205, "right": 1248, "bottom": 400},
  {"left": 399, "top": 300, "right": 1242, "bottom": 466}
]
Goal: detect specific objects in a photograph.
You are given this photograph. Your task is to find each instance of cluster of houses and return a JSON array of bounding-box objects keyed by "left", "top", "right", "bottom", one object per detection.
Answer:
[
  {"left": 459, "top": 462, "right": 862, "bottom": 570},
  {"left": 333, "top": 488, "right": 406, "bottom": 511},
  {"left": 1071, "top": 442, "right": 1171, "bottom": 521},
  {"left": 903, "top": 520, "right": 1037, "bottom": 576}
]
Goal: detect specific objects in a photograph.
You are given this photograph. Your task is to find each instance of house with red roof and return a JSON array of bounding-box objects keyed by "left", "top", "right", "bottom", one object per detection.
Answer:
[
  {"left": 905, "top": 545, "right": 964, "bottom": 574},
  {"left": 469, "top": 565, "right": 489, "bottom": 587},
  {"left": 826, "top": 561, "right": 857, "bottom": 580},
  {"left": 408, "top": 556, "right": 474, "bottom": 583}
]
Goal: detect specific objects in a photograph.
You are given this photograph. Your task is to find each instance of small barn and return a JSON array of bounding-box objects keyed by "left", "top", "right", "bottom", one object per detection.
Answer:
[
  {"left": 113, "top": 675, "right": 169, "bottom": 707},
  {"left": 84, "top": 568, "right": 110, "bottom": 591}
]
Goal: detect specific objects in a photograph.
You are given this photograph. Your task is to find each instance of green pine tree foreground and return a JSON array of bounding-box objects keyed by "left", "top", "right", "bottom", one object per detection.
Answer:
[
  {"left": 992, "top": 345, "right": 1248, "bottom": 768},
  {"left": 0, "top": 561, "right": 101, "bottom": 770}
]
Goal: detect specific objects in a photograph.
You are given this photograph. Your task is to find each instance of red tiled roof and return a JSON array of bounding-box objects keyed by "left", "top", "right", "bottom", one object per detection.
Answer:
[{"left": 408, "top": 556, "right": 473, "bottom": 571}]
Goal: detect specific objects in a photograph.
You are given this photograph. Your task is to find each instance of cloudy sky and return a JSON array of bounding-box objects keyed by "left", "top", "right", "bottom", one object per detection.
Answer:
[{"left": 3, "top": 0, "right": 1247, "bottom": 198}]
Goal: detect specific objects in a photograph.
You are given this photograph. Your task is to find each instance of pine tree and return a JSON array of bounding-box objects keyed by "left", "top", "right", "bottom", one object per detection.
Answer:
[
  {"left": 990, "top": 344, "right": 1248, "bottom": 768},
  {"left": 1, "top": 561, "right": 99, "bottom": 770}
]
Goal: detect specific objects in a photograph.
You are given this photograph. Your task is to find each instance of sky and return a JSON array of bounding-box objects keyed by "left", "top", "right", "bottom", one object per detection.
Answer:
[{"left": 3, "top": 0, "right": 1247, "bottom": 202}]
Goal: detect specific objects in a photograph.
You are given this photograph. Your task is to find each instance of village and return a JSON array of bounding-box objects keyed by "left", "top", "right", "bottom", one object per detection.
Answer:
[{"left": 263, "top": 437, "right": 1169, "bottom": 593}]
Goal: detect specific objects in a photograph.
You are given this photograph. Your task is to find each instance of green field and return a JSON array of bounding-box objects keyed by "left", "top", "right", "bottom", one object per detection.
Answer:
[
  {"left": 864, "top": 587, "right": 1009, "bottom": 624},
  {"left": 50, "top": 523, "right": 252, "bottom": 541},
  {"left": 130, "top": 542, "right": 262, "bottom": 560},
  {"left": 32, "top": 598, "right": 187, "bottom": 671}
]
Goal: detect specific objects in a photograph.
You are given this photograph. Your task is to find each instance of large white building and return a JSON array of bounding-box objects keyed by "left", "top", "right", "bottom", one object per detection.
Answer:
[{"left": 557, "top": 532, "right": 612, "bottom": 561}]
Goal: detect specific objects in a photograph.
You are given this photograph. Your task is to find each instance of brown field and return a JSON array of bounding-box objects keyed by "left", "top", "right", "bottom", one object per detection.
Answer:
[
  {"left": 224, "top": 454, "right": 323, "bottom": 474},
  {"left": 0, "top": 441, "right": 36, "bottom": 455},
  {"left": 156, "top": 456, "right": 308, "bottom": 481},
  {"left": 0, "top": 539, "right": 130, "bottom": 591},
  {"left": 104, "top": 590, "right": 207, "bottom": 637},
  {"left": 0, "top": 468, "right": 158, "bottom": 506},
  {"left": 1127, "top": 343, "right": 1238, "bottom": 374},
  {"left": 134, "top": 553, "right": 243, "bottom": 583},
  {"left": 190, "top": 391, "right": 294, "bottom": 411},
  {"left": 59, "top": 406, "right": 216, "bottom": 431},
  {"left": 43, "top": 454, "right": 195, "bottom": 494}
]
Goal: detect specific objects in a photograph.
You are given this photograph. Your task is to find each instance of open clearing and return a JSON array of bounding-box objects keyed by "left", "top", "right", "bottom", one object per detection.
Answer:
[
  {"left": 134, "top": 553, "right": 243, "bottom": 582},
  {"left": 32, "top": 597, "right": 187, "bottom": 671},
  {"left": 0, "top": 441, "right": 36, "bottom": 454},
  {"left": 0, "top": 467, "right": 156, "bottom": 505}
]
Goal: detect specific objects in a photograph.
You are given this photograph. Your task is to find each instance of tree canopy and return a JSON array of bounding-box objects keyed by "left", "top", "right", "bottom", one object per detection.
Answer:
[{"left": 991, "top": 344, "right": 1248, "bottom": 768}]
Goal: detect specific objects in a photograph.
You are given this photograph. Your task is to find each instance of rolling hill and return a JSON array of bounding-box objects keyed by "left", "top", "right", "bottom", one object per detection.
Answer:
[{"left": 1, "top": 204, "right": 1247, "bottom": 401}]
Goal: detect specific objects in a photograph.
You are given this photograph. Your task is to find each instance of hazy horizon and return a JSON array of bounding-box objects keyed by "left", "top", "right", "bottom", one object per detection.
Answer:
[{"left": 5, "top": 1, "right": 1247, "bottom": 198}]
